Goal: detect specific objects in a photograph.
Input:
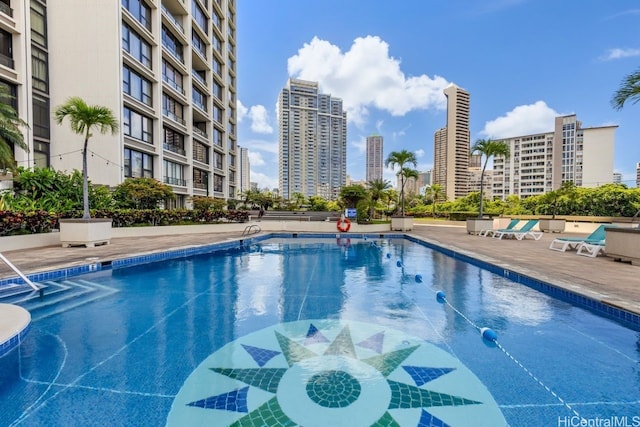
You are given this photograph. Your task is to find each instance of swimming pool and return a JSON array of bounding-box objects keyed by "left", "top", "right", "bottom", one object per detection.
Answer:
[{"left": 1, "top": 235, "right": 639, "bottom": 426}]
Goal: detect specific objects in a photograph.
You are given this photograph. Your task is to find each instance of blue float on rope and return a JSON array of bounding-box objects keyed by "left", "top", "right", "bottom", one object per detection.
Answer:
[
  {"left": 480, "top": 327, "right": 498, "bottom": 342},
  {"left": 364, "top": 236, "right": 368, "bottom": 241},
  {"left": 415, "top": 274, "right": 423, "bottom": 283},
  {"left": 386, "top": 253, "right": 391, "bottom": 259},
  {"left": 396, "top": 260, "right": 402, "bottom": 267},
  {"left": 436, "top": 291, "right": 446, "bottom": 302}
]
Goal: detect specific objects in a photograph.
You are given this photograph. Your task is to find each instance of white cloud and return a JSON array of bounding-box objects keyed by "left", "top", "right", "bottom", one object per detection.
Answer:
[
  {"left": 237, "top": 99, "right": 248, "bottom": 123},
  {"left": 249, "top": 170, "right": 278, "bottom": 191},
  {"left": 415, "top": 149, "right": 425, "bottom": 158},
  {"left": 242, "top": 138, "right": 278, "bottom": 155},
  {"left": 247, "top": 151, "right": 265, "bottom": 167},
  {"left": 248, "top": 105, "right": 274, "bottom": 134},
  {"left": 352, "top": 136, "right": 367, "bottom": 155},
  {"left": 287, "top": 36, "right": 450, "bottom": 125},
  {"left": 600, "top": 48, "right": 640, "bottom": 61},
  {"left": 480, "top": 101, "right": 561, "bottom": 139}
]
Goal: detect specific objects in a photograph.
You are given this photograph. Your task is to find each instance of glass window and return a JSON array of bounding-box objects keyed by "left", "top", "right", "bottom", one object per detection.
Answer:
[
  {"left": 123, "top": 107, "right": 153, "bottom": 143},
  {"left": 193, "top": 168, "right": 207, "bottom": 189},
  {"left": 30, "top": 2, "right": 47, "bottom": 47},
  {"left": 213, "top": 128, "right": 222, "bottom": 147},
  {"left": 212, "top": 58, "right": 222, "bottom": 76},
  {"left": 213, "top": 174, "right": 223, "bottom": 192},
  {"left": 31, "top": 47, "right": 48, "bottom": 91},
  {"left": 213, "top": 151, "right": 223, "bottom": 169},
  {"left": 191, "top": 30, "right": 206, "bottom": 58},
  {"left": 122, "top": 24, "right": 152, "bottom": 68},
  {"left": 122, "top": 0, "right": 151, "bottom": 31},
  {"left": 162, "top": 93, "right": 185, "bottom": 124},
  {"left": 191, "top": 0, "right": 208, "bottom": 34},
  {"left": 32, "top": 94, "right": 50, "bottom": 139},
  {"left": 193, "top": 141, "right": 209, "bottom": 164},
  {"left": 123, "top": 65, "right": 152, "bottom": 106},
  {"left": 124, "top": 147, "right": 153, "bottom": 178},
  {"left": 163, "top": 127, "right": 185, "bottom": 155},
  {"left": 162, "top": 60, "right": 184, "bottom": 94},
  {"left": 162, "top": 25, "right": 183, "bottom": 62},
  {"left": 192, "top": 87, "right": 206, "bottom": 111},
  {"left": 163, "top": 159, "right": 185, "bottom": 186}
]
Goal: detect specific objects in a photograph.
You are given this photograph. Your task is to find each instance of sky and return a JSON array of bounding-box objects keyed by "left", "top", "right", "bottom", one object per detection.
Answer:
[{"left": 236, "top": 0, "right": 640, "bottom": 192}]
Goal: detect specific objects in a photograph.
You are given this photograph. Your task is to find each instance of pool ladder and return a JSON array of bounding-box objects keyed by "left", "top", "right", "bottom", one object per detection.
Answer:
[
  {"left": 0, "top": 252, "right": 42, "bottom": 293},
  {"left": 242, "top": 224, "right": 262, "bottom": 236}
]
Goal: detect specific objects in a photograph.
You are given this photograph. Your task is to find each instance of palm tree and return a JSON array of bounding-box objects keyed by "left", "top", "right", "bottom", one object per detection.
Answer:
[
  {"left": 385, "top": 150, "right": 417, "bottom": 216},
  {"left": 611, "top": 68, "right": 640, "bottom": 110},
  {"left": 426, "top": 184, "right": 443, "bottom": 217},
  {"left": 54, "top": 97, "right": 118, "bottom": 219},
  {"left": 367, "top": 178, "right": 391, "bottom": 219},
  {"left": 0, "top": 88, "right": 29, "bottom": 172},
  {"left": 471, "top": 138, "right": 510, "bottom": 218}
]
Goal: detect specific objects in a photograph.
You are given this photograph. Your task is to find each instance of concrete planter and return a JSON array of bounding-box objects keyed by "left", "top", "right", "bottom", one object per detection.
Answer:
[
  {"left": 59, "top": 218, "right": 113, "bottom": 248},
  {"left": 539, "top": 218, "right": 566, "bottom": 233},
  {"left": 605, "top": 227, "right": 640, "bottom": 266},
  {"left": 466, "top": 218, "right": 493, "bottom": 235},
  {"left": 391, "top": 216, "right": 413, "bottom": 231}
]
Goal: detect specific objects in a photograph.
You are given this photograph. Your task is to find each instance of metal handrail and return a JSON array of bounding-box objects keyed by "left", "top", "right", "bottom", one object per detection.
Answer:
[
  {"left": 242, "top": 224, "right": 261, "bottom": 236},
  {"left": 0, "top": 253, "right": 40, "bottom": 291}
]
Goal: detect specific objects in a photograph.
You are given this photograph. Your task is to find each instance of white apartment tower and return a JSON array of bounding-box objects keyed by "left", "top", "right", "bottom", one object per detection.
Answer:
[
  {"left": 366, "top": 134, "right": 383, "bottom": 182},
  {"left": 3, "top": 0, "right": 238, "bottom": 207},
  {"left": 278, "top": 78, "right": 347, "bottom": 201},
  {"left": 433, "top": 83, "right": 470, "bottom": 201},
  {"left": 492, "top": 115, "right": 616, "bottom": 199},
  {"left": 238, "top": 146, "right": 249, "bottom": 195}
]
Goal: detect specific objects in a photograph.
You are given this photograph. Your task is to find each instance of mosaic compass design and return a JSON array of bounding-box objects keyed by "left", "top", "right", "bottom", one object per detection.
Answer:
[{"left": 167, "top": 320, "right": 506, "bottom": 426}]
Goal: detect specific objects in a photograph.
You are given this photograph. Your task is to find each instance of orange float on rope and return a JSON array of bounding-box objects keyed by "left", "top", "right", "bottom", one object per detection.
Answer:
[{"left": 337, "top": 218, "right": 351, "bottom": 232}]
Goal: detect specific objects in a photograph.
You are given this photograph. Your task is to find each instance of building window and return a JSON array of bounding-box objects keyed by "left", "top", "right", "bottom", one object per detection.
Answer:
[
  {"left": 124, "top": 147, "right": 153, "bottom": 178},
  {"left": 213, "top": 128, "right": 222, "bottom": 147},
  {"left": 31, "top": 47, "right": 48, "bottom": 92},
  {"left": 162, "top": 93, "right": 185, "bottom": 125},
  {"left": 191, "top": 30, "right": 207, "bottom": 58},
  {"left": 122, "top": 0, "right": 152, "bottom": 31},
  {"left": 212, "top": 58, "right": 222, "bottom": 76},
  {"left": 122, "top": 24, "right": 152, "bottom": 68},
  {"left": 213, "top": 174, "right": 223, "bottom": 192},
  {"left": 162, "top": 25, "right": 183, "bottom": 62},
  {"left": 163, "top": 159, "right": 185, "bottom": 186},
  {"left": 193, "top": 141, "right": 209, "bottom": 164},
  {"left": 33, "top": 141, "right": 49, "bottom": 168},
  {"left": 163, "top": 127, "right": 185, "bottom": 155},
  {"left": 193, "top": 168, "right": 208, "bottom": 189},
  {"left": 32, "top": 94, "right": 50, "bottom": 139},
  {"left": 213, "top": 151, "right": 223, "bottom": 169},
  {"left": 123, "top": 107, "right": 153, "bottom": 143},
  {"left": 191, "top": 0, "right": 208, "bottom": 34},
  {"left": 0, "top": 29, "right": 12, "bottom": 69},
  {"left": 162, "top": 60, "right": 184, "bottom": 94},
  {"left": 212, "top": 33, "right": 222, "bottom": 54},
  {"left": 30, "top": 2, "right": 47, "bottom": 48},
  {"left": 193, "top": 87, "right": 206, "bottom": 111},
  {"left": 213, "top": 104, "right": 223, "bottom": 123},
  {"left": 228, "top": 153, "right": 235, "bottom": 167},
  {"left": 123, "top": 65, "right": 152, "bottom": 106}
]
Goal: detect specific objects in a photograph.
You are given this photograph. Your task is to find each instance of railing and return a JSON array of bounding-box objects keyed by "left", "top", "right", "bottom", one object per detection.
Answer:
[
  {"left": 0, "top": 253, "right": 40, "bottom": 292},
  {"left": 242, "top": 224, "right": 261, "bottom": 236},
  {"left": 0, "top": 2, "right": 13, "bottom": 17},
  {"left": 161, "top": 5, "right": 184, "bottom": 33},
  {"left": 162, "top": 75, "right": 185, "bottom": 95}
]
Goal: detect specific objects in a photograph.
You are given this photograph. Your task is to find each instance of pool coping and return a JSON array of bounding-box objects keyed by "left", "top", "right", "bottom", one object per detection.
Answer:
[{"left": 1, "top": 232, "right": 638, "bottom": 334}]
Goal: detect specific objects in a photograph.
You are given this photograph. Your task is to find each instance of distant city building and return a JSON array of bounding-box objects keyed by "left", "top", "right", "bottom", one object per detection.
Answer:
[
  {"left": 637, "top": 163, "right": 640, "bottom": 188},
  {"left": 250, "top": 182, "right": 259, "bottom": 191},
  {"left": 3, "top": 1, "right": 239, "bottom": 208},
  {"left": 469, "top": 154, "right": 482, "bottom": 169},
  {"left": 396, "top": 174, "right": 419, "bottom": 195},
  {"left": 433, "top": 84, "right": 470, "bottom": 201},
  {"left": 469, "top": 166, "right": 493, "bottom": 199},
  {"left": 613, "top": 172, "right": 622, "bottom": 184},
  {"left": 278, "top": 78, "right": 347, "bottom": 200},
  {"left": 366, "top": 134, "right": 384, "bottom": 182},
  {"left": 238, "top": 147, "right": 250, "bottom": 195},
  {"left": 492, "top": 115, "right": 616, "bottom": 199}
]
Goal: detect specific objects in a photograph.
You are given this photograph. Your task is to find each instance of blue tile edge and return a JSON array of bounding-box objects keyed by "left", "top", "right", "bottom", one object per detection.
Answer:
[
  {"left": 404, "top": 234, "right": 640, "bottom": 330},
  {"left": 0, "top": 320, "right": 31, "bottom": 359},
  {"left": 1, "top": 232, "right": 637, "bottom": 330}
]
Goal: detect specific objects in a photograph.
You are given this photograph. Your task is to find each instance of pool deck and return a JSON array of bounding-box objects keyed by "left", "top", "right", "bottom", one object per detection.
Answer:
[{"left": 1, "top": 221, "right": 638, "bottom": 319}]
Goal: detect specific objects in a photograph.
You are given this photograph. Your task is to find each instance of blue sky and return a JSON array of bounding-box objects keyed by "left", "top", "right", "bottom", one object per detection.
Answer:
[{"left": 236, "top": 1, "right": 640, "bottom": 191}]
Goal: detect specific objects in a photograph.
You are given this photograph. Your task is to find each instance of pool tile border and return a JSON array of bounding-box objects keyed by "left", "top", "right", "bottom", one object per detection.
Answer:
[
  {"left": 1, "top": 232, "right": 637, "bottom": 329},
  {"left": 0, "top": 319, "right": 30, "bottom": 358}
]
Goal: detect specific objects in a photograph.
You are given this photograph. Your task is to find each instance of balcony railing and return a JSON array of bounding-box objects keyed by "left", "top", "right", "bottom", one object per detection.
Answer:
[
  {"left": 164, "top": 176, "right": 186, "bottom": 186},
  {"left": 161, "top": 5, "right": 184, "bottom": 33},
  {"left": 193, "top": 127, "right": 208, "bottom": 139},
  {"left": 162, "top": 75, "right": 185, "bottom": 95},
  {"left": 0, "top": 2, "right": 12, "bottom": 17},
  {"left": 0, "top": 53, "right": 14, "bottom": 69},
  {"left": 163, "top": 143, "right": 186, "bottom": 156},
  {"left": 162, "top": 109, "right": 186, "bottom": 125},
  {"left": 194, "top": 100, "right": 207, "bottom": 112}
]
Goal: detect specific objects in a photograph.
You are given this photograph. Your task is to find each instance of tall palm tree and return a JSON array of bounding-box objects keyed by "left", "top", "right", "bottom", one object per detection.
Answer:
[
  {"left": 0, "top": 88, "right": 29, "bottom": 171},
  {"left": 611, "top": 68, "right": 640, "bottom": 110},
  {"left": 54, "top": 97, "right": 118, "bottom": 219},
  {"left": 385, "top": 150, "right": 417, "bottom": 216},
  {"left": 471, "top": 138, "right": 510, "bottom": 218},
  {"left": 367, "top": 178, "right": 391, "bottom": 219}
]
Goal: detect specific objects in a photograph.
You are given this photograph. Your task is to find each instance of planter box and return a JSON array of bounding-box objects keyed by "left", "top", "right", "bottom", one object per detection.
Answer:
[
  {"left": 466, "top": 218, "right": 494, "bottom": 235},
  {"left": 539, "top": 218, "right": 566, "bottom": 233},
  {"left": 59, "top": 218, "right": 112, "bottom": 248},
  {"left": 605, "top": 227, "right": 640, "bottom": 266},
  {"left": 391, "top": 216, "right": 413, "bottom": 231}
]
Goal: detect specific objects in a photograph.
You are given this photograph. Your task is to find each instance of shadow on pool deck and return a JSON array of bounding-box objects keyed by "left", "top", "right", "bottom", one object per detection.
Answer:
[{"left": 1, "top": 222, "right": 639, "bottom": 315}]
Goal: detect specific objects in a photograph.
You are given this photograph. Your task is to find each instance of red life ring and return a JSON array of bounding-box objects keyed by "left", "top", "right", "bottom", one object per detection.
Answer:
[{"left": 337, "top": 218, "right": 351, "bottom": 232}]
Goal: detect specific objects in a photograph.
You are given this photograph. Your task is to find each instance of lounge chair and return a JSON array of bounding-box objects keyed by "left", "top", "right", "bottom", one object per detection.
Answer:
[
  {"left": 576, "top": 240, "right": 606, "bottom": 257},
  {"left": 479, "top": 219, "right": 520, "bottom": 237},
  {"left": 493, "top": 219, "right": 542, "bottom": 240},
  {"left": 548, "top": 224, "right": 608, "bottom": 252}
]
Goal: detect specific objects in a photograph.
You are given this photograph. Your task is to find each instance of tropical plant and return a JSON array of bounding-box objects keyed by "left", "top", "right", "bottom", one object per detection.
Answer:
[
  {"left": 339, "top": 184, "right": 368, "bottom": 209},
  {"left": 367, "top": 178, "right": 391, "bottom": 219},
  {"left": 611, "top": 68, "right": 640, "bottom": 110},
  {"left": 470, "top": 138, "right": 510, "bottom": 218},
  {"left": 54, "top": 97, "right": 119, "bottom": 219},
  {"left": 113, "top": 177, "right": 175, "bottom": 209},
  {"left": 425, "top": 184, "right": 443, "bottom": 216},
  {"left": 0, "top": 87, "right": 29, "bottom": 172},
  {"left": 385, "top": 150, "right": 417, "bottom": 216}
]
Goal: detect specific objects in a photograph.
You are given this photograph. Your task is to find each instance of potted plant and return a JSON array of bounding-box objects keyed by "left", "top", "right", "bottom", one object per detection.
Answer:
[
  {"left": 466, "top": 139, "right": 509, "bottom": 234},
  {"left": 54, "top": 97, "right": 119, "bottom": 247},
  {"left": 385, "top": 150, "right": 418, "bottom": 231}
]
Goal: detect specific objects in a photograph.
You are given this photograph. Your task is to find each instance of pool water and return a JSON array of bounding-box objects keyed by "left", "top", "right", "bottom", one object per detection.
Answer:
[{"left": 1, "top": 237, "right": 639, "bottom": 426}]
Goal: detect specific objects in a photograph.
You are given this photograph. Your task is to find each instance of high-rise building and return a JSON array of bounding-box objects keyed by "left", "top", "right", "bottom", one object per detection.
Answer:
[
  {"left": 366, "top": 134, "right": 383, "bottom": 183},
  {"left": 636, "top": 163, "right": 640, "bottom": 188},
  {"left": 613, "top": 172, "right": 622, "bottom": 184},
  {"left": 433, "top": 84, "right": 470, "bottom": 201},
  {"left": 492, "top": 115, "right": 616, "bottom": 199},
  {"left": 5, "top": 0, "right": 238, "bottom": 208},
  {"left": 238, "top": 146, "right": 250, "bottom": 195},
  {"left": 278, "top": 78, "right": 347, "bottom": 200}
]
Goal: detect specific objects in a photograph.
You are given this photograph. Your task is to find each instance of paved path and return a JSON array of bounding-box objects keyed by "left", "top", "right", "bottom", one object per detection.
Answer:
[{"left": 1, "top": 222, "right": 638, "bottom": 316}]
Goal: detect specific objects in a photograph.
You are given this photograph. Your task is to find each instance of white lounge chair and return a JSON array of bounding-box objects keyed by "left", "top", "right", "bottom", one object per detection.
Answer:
[
  {"left": 479, "top": 219, "right": 520, "bottom": 237},
  {"left": 549, "top": 224, "right": 609, "bottom": 252},
  {"left": 576, "top": 240, "right": 606, "bottom": 257},
  {"left": 493, "top": 220, "right": 542, "bottom": 240}
]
